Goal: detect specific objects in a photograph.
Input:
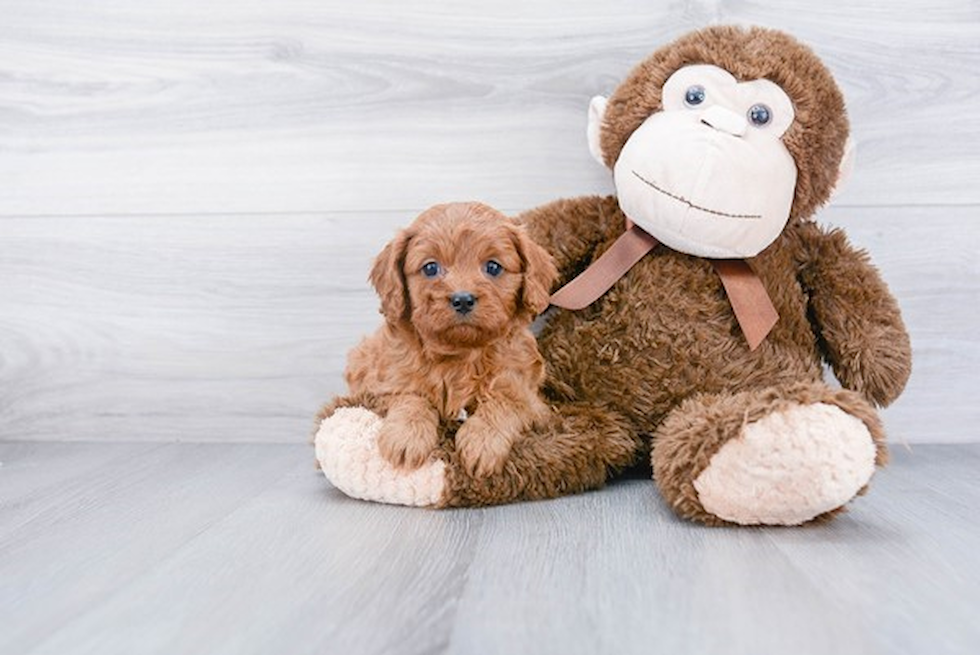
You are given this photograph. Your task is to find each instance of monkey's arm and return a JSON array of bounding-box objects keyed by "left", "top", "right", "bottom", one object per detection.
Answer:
[
  {"left": 518, "top": 195, "right": 623, "bottom": 285},
  {"left": 799, "top": 224, "right": 912, "bottom": 406}
]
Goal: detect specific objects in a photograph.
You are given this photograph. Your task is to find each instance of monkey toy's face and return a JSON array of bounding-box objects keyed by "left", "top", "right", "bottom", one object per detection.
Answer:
[
  {"left": 607, "top": 64, "right": 797, "bottom": 258},
  {"left": 592, "top": 64, "right": 799, "bottom": 259}
]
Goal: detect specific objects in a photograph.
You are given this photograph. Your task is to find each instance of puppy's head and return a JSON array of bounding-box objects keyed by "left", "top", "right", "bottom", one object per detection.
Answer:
[{"left": 370, "top": 202, "right": 557, "bottom": 350}]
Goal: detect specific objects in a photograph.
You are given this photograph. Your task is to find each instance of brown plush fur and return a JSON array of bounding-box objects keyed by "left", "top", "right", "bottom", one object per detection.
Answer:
[
  {"left": 651, "top": 381, "right": 888, "bottom": 526},
  {"left": 319, "top": 393, "right": 642, "bottom": 505},
  {"left": 343, "top": 202, "right": 558, "bottom": 477},
  {"left": 433, "top": 27, "right": 911, "bottom": 522},
  {"left": 317, "top": 27, "right": 912, "bottom": 525},
  {"left": 507, "top": 191, "right": 910, "bottom": 523}
]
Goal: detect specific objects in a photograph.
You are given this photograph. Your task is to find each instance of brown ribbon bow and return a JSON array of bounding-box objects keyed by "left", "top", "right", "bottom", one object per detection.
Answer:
[{"left": 549, "top": 223, "right": 778, "bottom": 351}]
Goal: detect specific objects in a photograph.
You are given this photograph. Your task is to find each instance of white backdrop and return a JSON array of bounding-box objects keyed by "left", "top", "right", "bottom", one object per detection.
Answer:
[{"left": 1, "top": 0, "right": 977, "bottom": 443}]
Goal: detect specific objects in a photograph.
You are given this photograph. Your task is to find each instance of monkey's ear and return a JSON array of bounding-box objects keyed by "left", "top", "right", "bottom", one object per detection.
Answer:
[
  {"left": 586, "top": 95, "right": 609, "bottom": 167},
  {"left": 369, "top": 229, "right": 412, "bottom": 326},
  {"left": 511, "top": 224, "right": 559, "bottom": 318},
  {"left": 830, "top": 137, "right": 856, "bottom": 200}
]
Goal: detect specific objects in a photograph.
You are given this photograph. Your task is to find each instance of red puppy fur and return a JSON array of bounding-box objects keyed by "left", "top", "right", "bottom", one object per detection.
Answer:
[{"left": 345, "top": 202, "right": 558, "bottom": 477}]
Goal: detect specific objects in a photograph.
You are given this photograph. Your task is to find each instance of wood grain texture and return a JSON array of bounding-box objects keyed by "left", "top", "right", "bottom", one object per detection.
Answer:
[
  {"left": 766, "top": 445, "right": 980, "bottom": 655},
  {"left": 0, "top": 441, "right": 166, "bottom": 536},
  {"left": 0, "top": 443, "right": 300, "bottom": 655},
  {"left": 1, "top": 205, "right": 975, "bottom": 444},
  {"left": 1, "top": 441, "right": 978, "bottom": 655},
  {"left": 0, "top": 1, "right": 977, "bottom": 445},
  {"left": 0, "top": 0, "right": 978, "bottom": 215}
]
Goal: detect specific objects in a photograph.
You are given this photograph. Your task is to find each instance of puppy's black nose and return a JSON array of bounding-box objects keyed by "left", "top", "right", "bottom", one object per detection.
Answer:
[{"left": 450, "top": 292, "right": 477, "bottom": 315}]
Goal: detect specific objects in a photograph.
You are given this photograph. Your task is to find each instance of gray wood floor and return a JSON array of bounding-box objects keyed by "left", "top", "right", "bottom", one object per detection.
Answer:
[{"left": 1, "top": 441, "right": 978, "bottom": 655}]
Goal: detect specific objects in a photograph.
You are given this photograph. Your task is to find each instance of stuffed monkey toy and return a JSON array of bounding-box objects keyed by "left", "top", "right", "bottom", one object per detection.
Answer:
[{"left": 315, "top": 25, "right": 911, "bottom": 526}]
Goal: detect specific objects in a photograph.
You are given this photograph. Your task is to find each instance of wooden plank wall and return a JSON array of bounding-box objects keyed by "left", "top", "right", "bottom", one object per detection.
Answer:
[{"left": 1, "top": 0, "right": 977, "bottom": 443}]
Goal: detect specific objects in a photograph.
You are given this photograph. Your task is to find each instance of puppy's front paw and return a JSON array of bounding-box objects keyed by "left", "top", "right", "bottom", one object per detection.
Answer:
[
  {"left": 456, "top": 417, "right": 513, "bottom": 478},
  {"left": 377, "top": 419, "right": 439, "bottom": 470}
]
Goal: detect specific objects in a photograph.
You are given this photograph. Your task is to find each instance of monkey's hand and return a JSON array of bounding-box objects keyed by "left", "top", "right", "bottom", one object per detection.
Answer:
[{"left": 801, "top": 225, "right": 912, "bottom": 407}]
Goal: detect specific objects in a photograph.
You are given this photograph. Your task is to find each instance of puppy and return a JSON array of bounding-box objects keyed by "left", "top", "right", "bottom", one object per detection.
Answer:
[{"left": 344, "top": 201, "right": 558, "bottom": 477}]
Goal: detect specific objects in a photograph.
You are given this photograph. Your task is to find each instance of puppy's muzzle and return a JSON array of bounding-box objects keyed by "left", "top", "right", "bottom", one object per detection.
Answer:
[{"left": 450, "top": 291, "right": 477, "bottom": 316}]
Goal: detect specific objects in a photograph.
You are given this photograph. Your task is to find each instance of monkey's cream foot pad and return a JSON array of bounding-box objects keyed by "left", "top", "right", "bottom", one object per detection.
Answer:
[
  {"left": 315, "top": 408, "right": 446, "bottom": 507},
  {"left": 693, "top": 403, "right": 877, "bottom": 526}
]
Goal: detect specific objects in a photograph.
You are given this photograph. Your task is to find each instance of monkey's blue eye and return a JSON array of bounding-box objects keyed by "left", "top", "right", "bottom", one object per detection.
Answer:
[
  {"left": 421, "top": 261, "right": 441, "bottom": 278},
  {"left": 684, "top": 85, "right": 706, "bottom": 107},
  {"left": 484, "top": 260, "right": 503, "bottom": 277},
  {"left": 748, "top": 103, "right": 772, "bottom": 126}
]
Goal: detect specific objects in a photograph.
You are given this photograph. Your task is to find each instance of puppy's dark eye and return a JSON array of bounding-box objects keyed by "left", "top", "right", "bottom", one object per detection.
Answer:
[
  {"left": 421, "top": 261, "right": 441, "bottom": 278},
  {"left": 484, "top": 260, "right": 503, "bottom": 277}
]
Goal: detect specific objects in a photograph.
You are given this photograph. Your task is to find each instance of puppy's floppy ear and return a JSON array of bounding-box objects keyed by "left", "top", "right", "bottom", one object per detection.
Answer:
[
  {"left": 369, "top": 228, "right": 413, "bottom": 325},
  {"left": 509, "top": 222, "right": 558, "bottom": 317}
]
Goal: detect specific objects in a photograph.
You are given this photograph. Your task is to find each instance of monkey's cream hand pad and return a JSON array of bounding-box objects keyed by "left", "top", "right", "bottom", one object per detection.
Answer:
[{"left": 315, "top": 408, "right": 446, "bottom": 507}]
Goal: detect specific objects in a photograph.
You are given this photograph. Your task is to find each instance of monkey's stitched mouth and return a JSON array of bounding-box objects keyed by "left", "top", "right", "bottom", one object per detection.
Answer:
[{"left": 631, "top": 170, "right": 761, "bottom": 220}]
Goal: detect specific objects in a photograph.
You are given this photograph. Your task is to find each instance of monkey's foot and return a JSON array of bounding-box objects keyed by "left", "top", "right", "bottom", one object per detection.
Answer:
[
  {"left": 315, "top": 407, "right": 446, "bottom": 507},
  {"left": 692, "top": 403, "right": 877, "bottom": 525},
  {"left": 653, "top": 384, "right": 886, "bottom": 526}
]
